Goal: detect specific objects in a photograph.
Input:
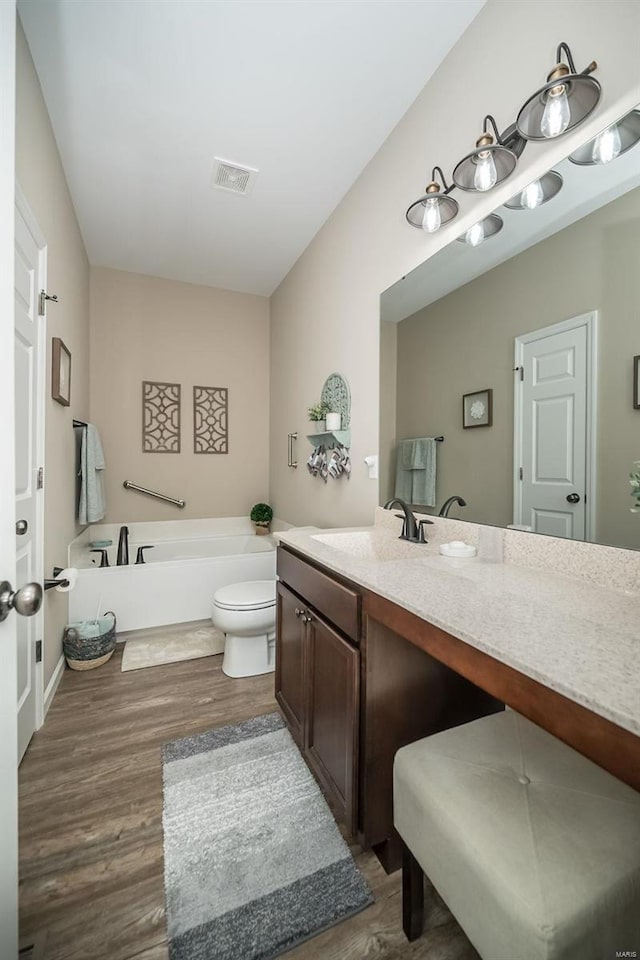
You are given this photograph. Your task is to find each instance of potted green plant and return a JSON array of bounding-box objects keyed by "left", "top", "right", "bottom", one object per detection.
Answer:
[
  {"left": 250, "top": 502, "right": 273, "bottom": 535},
  {"left": 308, "top": 401, "right": 328, "bottom": 433}
]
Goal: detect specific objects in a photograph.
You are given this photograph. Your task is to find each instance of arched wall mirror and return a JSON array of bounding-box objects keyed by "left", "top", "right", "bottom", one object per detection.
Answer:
[{"left": 380, "top": 105, "right": 640, "bottom": 551}]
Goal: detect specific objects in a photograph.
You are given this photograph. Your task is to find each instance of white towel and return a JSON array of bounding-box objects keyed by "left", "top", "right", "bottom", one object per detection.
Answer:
[{"left": 78, "top": 423, "right": 106, "bottom": 524}]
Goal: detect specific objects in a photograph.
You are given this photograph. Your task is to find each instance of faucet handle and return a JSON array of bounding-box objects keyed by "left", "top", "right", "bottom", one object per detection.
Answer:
[{"left": 417, "top": 519, "right": 434, "bottom": 543}]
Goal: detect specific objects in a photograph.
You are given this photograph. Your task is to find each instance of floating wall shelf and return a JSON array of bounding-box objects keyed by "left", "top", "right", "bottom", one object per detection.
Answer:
[{"left": 306, "top": 429, "right": 351, "bottom": 450}]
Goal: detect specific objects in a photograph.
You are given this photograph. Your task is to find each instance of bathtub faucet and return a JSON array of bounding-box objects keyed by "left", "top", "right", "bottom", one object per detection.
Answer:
[{"left": 117, "top": 526, "right": 129, "bottom": 566}]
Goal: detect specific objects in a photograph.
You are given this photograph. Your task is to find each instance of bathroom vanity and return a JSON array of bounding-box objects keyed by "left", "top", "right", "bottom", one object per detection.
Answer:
[
  {"left": 276, "top": 514, "right": 640, "bottom": 871},
  {"left": 276, "top": 539, "right": 504, "bottom": 869}
]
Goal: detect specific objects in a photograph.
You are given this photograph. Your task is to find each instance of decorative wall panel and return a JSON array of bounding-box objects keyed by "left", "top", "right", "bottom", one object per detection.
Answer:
[
  {"left": 194, "top": 386, "right": 229, "bottom": 454},
  {"left": 142, "top": 381, "right": 181, "bottom": 453}
]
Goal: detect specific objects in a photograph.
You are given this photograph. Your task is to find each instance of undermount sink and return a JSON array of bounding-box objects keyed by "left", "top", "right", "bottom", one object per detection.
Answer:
[{"left": 311, "top": 530, "right": 426, "bottom": 561}]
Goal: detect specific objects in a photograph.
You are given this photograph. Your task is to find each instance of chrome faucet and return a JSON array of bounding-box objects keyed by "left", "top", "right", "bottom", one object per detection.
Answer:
[
  {"left": 383, "top": 498, "right": 432, "bottom": 543},
  {"left": 116, "top": 525, "right": 129, "bottom": 565},
  {"left": 438, "top": 495, "right": 467, "bottom": 517}
]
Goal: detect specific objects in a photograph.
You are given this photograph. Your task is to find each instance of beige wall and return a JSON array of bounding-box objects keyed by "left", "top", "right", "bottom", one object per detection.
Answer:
[
  {"left": 16, "top": 21, "right": 91, "bottom": 688},
  {"left": 269, "top": 0, "right": 640, "bottom": 528},
  {"left": 90, "top": 268, "right": 270, "bottom": 522},
  {"left": 394, "top": 188, "right": 640, "bottom": 550}
]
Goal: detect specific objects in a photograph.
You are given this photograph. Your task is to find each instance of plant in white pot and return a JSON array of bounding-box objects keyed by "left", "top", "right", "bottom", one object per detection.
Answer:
[
  {"left": 308, "top": 402, "right": 328, "bottom": 433},
  {"left": 250, "top": 502, "right": 273, "bottom": 535}
]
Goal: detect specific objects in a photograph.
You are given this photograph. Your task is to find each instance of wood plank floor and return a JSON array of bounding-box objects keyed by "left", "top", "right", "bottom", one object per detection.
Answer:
[{"left": 19, "top": 647, "right": 477, "bottom": 960}]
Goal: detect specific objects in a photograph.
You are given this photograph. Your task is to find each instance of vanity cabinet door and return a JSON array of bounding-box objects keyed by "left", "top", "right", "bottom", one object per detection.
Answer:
[
  {"left": 275, "top": 582, "right": 307, "bottom": 746},
  {"left": 305, "top": 611, "right": 360, "bottom": 834}
]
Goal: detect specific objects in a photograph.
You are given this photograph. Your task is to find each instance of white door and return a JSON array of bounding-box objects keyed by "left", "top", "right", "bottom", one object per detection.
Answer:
[
  {"left": 1, "top": 1, "right": 20, "bottom": 955},
  {"left": 15, "top": 193, "right": 46, "bottom": 762},
  {"left": 514, "top": 313, "right": 596, "bottom": 540}
]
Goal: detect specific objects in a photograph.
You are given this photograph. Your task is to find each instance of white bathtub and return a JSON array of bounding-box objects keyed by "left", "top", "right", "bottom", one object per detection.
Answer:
[{"left": 68, "top": 518, "right": 277, "bottom": 633}]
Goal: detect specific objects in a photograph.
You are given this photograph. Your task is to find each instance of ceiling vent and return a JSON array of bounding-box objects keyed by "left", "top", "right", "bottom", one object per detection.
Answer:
[{"left": 210, "top": 158, "right": 258, "bottom": 196}]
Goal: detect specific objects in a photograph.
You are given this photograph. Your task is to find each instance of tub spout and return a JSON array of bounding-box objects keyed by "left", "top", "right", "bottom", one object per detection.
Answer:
[{"left": 117, "top": 526, "right": 129, "bottom": 566}]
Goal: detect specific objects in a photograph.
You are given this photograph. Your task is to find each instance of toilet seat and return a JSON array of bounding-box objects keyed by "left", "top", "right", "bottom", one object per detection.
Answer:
[{"left": 213, "top": 580, "right": 276, "bottom": 612}]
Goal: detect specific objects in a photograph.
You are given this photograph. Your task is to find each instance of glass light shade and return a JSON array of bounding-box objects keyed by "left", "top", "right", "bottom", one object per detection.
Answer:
[
  {"left": 456, "top": 214, "right": 503, "bottom": 245},
  {"left": 453, "top": 144, "right": 517, "bottom": 192},
  {"left": 568, "top": 110, "right": 640, "bottom": 166},
  {"left": 503, "top": 170, "right": 563, "bottom": 210},
  {"left": 406, "top": 192, "right": 459, "bottom": 231},
  {"left": 517, "top": 74, "right": 601, "bottom": 141}
]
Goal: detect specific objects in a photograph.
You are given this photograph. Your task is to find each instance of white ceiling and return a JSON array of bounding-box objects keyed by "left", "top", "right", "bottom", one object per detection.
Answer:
[{"left": 18, "top": 0, "right": 485, "bottom": 296}]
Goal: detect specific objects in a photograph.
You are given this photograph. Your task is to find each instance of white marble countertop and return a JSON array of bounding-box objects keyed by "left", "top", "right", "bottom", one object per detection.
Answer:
[{"left": 278, "top": 515, "right": 640, "bottom": 737}]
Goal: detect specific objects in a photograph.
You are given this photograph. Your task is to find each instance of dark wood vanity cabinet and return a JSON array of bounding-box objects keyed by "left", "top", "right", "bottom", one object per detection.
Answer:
[
  {"left": 275, "top": 571, "right": 360, "bottom": 833},
  {"left": 276, "top": 545, "right": 503, "bottom": 869}
]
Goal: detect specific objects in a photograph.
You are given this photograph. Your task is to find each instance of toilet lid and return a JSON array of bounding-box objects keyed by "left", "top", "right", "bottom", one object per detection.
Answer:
[{"left": 214, "top": 580, "right": 276, "bottom": 611}]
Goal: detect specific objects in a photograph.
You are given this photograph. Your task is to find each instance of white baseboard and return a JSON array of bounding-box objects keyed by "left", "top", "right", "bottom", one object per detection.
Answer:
[{"left": 43, "top": 654, "right": 65, "bottom": 717}]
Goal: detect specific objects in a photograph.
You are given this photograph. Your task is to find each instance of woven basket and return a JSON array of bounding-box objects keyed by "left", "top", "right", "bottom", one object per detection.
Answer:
[{"left": 63, "top": 611, "right": 117, "bottom": 671}]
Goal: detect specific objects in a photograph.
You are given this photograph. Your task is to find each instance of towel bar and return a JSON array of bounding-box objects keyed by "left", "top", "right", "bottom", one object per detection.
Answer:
[{"left": 123, "top": 481, "right": 185, "bottom": 508}]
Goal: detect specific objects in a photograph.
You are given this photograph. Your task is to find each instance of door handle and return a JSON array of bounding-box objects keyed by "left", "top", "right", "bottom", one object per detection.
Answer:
[
  {"left": 0, "top": 580, "right": 43, "bottom": 622},
  {"left": 16, "top": 519, "right": 28, "bottom": 535},
  {"left": 566, "top": 493, "right": 581, "bottom": 504}
]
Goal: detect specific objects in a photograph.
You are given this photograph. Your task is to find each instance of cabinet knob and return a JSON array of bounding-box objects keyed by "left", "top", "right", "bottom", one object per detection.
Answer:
[
  {"left": 295, "top": 607, "right": 303, "bottom": 618},
  {"left": 302, "top": 612, "right": 313, "bottom": 624}
]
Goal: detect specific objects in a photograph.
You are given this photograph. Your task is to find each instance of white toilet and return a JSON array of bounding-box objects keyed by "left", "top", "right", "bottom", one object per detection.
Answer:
[{"left": 211, "top": 580, "right": 277, "bottom": 678}]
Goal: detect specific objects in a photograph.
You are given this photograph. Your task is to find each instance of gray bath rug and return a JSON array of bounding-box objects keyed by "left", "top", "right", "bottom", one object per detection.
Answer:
[
  {"left": 121, "top": 622, "right": 225, "bottom": 672},
  {"left": 162, "top": 712, "right": 373, "bottom": 960}
]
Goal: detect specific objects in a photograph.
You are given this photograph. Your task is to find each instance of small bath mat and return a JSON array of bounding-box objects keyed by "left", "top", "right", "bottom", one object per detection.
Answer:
[
  {"left": 121, "top": 623, "right": 225, "bottom": 672},
  {"left": 162, "top": 712, "right": 373, "bottom": 960}
]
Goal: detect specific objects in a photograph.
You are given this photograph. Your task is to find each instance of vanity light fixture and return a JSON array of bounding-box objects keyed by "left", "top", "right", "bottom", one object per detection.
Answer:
[
  {"left": 456, "top": 214, "right": 503, "bottom": 247},
  {"left": 503, "top": 170, "right": 563, "bottom": 210},
  {"left": 406, "top": 166, "right": 459, "bottom": 233},
  {"left": 452, "top": 115, "right": 523, "bottom": 193},
  {"left": 516, "top": 42, "right": 600, "bottom": 141},
  {"left": 568, "top": 109, "right": 640, "bottom": 165}
]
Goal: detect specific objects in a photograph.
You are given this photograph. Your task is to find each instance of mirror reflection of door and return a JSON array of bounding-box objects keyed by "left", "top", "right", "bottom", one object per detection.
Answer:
[{"left": 514, "top": 313, "right": 596, "bottom": 541}]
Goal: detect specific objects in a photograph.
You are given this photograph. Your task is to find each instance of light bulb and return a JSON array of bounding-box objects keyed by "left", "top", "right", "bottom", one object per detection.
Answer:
[
  {"left": 422, "top": 198, "right": 441, "bottom": 233},
  {"left": 591, "top": 124, "right": 622, "bottom": 164},
  {"left": 465, "top": 221, "right": 484, "bottom": 247},
  {"left": 540, "top": 85, "right": 571, "bottom": 138},
  {"left": 521, "top": 179, "right": 544, "bottom": 209},
  {"left": 474, "top": 151, "right": 497, "bottom": 191}
]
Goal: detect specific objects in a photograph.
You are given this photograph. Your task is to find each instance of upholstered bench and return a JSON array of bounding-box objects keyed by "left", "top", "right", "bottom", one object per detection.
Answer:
[{"left": 394, "top": 711, "right": 640, "bottom": 960}]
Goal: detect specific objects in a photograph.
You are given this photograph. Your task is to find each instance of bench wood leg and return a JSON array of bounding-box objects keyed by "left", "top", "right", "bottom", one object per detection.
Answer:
[{"left": 402, "top": 840, "right": 424, "bottom": 941}]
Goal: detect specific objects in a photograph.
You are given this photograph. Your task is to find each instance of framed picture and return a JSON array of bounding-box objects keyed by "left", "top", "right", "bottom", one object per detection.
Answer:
[
  {"left": 51, "top": 337, "right": 71, "bottom": 406},
  {"left": 463, "top": 388, "right": 493, "bottom": 428},
  {"left": 634, "top": 356, "right": 640, "bottom": 410}
]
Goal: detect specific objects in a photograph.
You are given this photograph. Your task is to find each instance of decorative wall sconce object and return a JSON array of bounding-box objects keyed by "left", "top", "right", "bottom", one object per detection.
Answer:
[
  {"left": 193, "top": 386, "right": 229, "bottom": 454},
  {"left": 406, "top": 166, "right": 459, "bottom": 233},
  {"left": 503, "top": 170, "right": 563, "bottom": 210},
  {"left": 452, "top": 116, "right": 523, "bottom": 193},
  {"left": 569, "top": 109, "right": 640, "bottom": 165},
  {"left": 463, "top": 389, "right": 493, "bottom": 428},
  {"left": 456, "top": 214, "right": 503, "bottom": 247},
  {"left": 142, "top": 381, "right": 181, "bottom": 453},
  {"left": 51, "top": 337, "right": 71, "bottom": 406},
  {"left": 516, "top": 42, "right": 600, "bottom": 141}
]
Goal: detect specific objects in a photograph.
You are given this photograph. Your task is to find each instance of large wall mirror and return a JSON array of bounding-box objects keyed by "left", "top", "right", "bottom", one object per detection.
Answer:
[{"left": 380, "top": 106, "right": 640, "bottom": 551}]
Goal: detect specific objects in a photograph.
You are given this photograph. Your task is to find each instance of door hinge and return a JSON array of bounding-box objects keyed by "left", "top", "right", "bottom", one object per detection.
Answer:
[
  {"left": 513, "top": 365, "right": 524, "bottom": 381},
  {"left": 519, "top": 466, "right": 524, "bottom": 481},
  {"left": 39, "top": 290, "right": 59, "bottom": 316},
  {"left": 37, "top": 466, "right": 44, "bottom": 489},
  {"left": 35, "top": 640, "right": 42, "bottom": 663}
]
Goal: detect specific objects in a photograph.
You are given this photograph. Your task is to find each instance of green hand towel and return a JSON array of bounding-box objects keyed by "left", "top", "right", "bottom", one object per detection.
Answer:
[{"left": 395, "top": 438, "right": 437, "bottom": 506}]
